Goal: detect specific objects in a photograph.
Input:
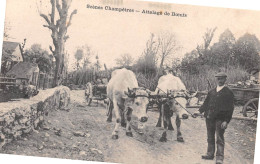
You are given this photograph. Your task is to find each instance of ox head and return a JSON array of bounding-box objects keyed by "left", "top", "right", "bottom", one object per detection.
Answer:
[
  {"left": 123, "top": 87, "right": 151, "bottom": 128},
  {"left": 166, "top": 90, "right": 190, "bottom": 119}
]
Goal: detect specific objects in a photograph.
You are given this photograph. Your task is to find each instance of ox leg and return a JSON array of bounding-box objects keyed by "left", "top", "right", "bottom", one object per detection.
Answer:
[
  {"left": 159, "top": 105, "right": 168, "bottom": 142},
  {"left": 107, "top": 100, "right": 113, "bottom": 122},
  {"left": 121, "top": 110, "right": 127, "bottom": 128},
  {"left": 156, "top": 104, "right": 162, "bottom": 127},
  {"left": 168, "top": 118, "right": 174, "bottom": 131},
  {"left": 112, "top": 102, "right": 121, "bottom": 140},
  {"left": 176, "top": 116, "right": 184, "bottom": 142},
  {"left": 125, "top": 108, "right": 133, "bottom": 137},
  {"left": 161, "top": 104, "right": 165, "bottom": 129},
  {"left": 165, "top": 105, "right": 174, "bottom": 131}
]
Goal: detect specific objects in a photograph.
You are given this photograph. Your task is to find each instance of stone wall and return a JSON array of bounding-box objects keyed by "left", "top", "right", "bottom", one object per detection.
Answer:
[{"left": 0, "top": 86, "right": 70, "bottom": 148}]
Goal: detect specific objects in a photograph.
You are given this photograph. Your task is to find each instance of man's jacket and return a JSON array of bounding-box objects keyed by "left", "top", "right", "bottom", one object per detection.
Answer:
[{"left": 199, "top": 86, "right": 234, "bottom": 123}]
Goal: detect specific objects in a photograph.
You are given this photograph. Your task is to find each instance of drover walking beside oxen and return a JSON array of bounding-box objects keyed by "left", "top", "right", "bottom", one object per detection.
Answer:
[{"left": 199, "top": 72, "right": 235, "bottom": 164}]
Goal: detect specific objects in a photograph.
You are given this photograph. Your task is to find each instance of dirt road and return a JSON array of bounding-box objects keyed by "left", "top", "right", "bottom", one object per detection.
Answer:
[{"left": 0, "top": 90, "right": 256, "bottom": 164}]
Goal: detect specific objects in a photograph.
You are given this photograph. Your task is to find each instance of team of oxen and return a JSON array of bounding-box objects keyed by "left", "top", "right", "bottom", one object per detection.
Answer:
[{"left": 105, "top": 68, "right": 196, "bottom": 142}]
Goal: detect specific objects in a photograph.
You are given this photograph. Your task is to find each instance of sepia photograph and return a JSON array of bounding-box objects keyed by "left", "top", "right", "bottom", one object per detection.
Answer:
[{"left": 0, "top": 0, "right": 259, "bottom": 164}]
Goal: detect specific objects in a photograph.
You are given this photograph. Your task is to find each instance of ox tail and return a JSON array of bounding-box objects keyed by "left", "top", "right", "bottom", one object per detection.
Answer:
[{"left": 106, "top": 99, "right": 113, "bottom": 122}]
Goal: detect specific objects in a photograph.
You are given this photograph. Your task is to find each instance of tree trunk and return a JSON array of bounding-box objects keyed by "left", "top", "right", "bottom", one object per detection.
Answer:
[
  {"left": 159, "top": 55, "right": 165, "bottom": 69},
  {"left": 40, "top": 0, "right": 77, "bottom": 87}
]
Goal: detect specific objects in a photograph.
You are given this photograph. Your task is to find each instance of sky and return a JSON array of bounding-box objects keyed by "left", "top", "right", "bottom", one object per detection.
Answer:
[{"left": 3, "top": 0, "right": 260, "bottom": 71}]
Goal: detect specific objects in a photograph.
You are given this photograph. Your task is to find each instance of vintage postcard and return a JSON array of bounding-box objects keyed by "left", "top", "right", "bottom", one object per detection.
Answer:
[{"left": 0, "top": 0, "right": 259, "bottom": 164}]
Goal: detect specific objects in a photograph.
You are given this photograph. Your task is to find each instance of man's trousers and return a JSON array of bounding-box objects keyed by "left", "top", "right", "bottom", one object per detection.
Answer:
[{"left": 206, "top": 118, "right": 225, "bottom": 161}]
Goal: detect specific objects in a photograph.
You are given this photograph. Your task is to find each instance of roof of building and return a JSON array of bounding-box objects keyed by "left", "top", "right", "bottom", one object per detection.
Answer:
[
  {"left": 2, "top": 41, "right": 20, "bottom": 53},
  {"left": 6, "top": 62, "right": 39, "bottom": 79}
]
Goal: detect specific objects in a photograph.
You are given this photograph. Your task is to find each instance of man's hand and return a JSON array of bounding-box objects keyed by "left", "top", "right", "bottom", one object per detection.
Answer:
[
  {"left": 221, "top": 121, "right": 228, "bottom": 129},
  {"left": 193, "top": 112, "right": 203, "bottom": 118}
]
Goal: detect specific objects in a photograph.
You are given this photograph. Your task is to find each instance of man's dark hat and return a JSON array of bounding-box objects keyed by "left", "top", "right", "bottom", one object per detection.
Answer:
[{"left": 215, "top": 72, "right": 227, "bottom": 77}]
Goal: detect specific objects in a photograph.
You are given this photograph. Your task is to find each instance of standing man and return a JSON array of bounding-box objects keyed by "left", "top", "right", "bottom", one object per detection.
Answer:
[{"left": 199, "top": 72, "right": 234, "bottom": 164}]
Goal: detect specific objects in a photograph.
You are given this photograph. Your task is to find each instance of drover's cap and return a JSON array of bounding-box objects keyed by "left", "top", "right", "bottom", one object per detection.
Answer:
[
  {"left": 164, "top": 67, "right": 174, "bottom": 72},
  {"left": 215, "top": 72, "right": 227, "bottom": 77}
]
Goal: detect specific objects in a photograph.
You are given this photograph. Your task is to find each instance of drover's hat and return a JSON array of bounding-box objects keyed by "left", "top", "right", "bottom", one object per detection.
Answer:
[{"left": 215, "top": 72, "right": 227, "bottom": 77}]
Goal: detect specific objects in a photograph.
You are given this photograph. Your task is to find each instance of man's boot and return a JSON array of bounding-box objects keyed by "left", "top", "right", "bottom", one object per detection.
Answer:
[
  {"left": 202, "top": 143, "right": 215, "bottom": 160},
  {"left": 216, "top": 141, "right": 224, "bottom": 164},
  {"left": 216, "top": 159, "right": 223, "bottom": 164}
]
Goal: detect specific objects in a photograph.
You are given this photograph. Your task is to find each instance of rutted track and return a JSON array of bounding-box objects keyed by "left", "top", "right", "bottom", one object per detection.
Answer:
[{"left": 0, "top": 90, "right": 256, "bottom": 164}]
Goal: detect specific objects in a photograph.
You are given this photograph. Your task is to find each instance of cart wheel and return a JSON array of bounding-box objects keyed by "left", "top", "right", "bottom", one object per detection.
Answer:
[{"left": 242, "top": 98, "right": 259, "bottom": 118}]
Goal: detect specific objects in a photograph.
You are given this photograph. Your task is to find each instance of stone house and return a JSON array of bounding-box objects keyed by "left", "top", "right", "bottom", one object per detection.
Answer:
[
  {"left": 6, "top": 62, "right": 39, "bottom": 85},
  {"left": 1, "top": 41, "right": 23, "bottom": 73}
]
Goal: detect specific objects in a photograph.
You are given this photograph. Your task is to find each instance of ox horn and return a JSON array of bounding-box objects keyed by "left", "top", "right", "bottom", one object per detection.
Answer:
[
  {"left": 145, "top": 88, "right": 152, "bottom": 95},
  {"left": 125, "top": 88, "right": 135, "bottom": 98}
]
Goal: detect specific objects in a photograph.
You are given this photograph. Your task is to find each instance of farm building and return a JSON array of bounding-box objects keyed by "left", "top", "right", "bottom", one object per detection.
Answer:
[
  {"left": 1, "top": 41, "right": 23, "bottom": 73},
  {"left": 6, "top": 62, "right": 39, "bottom": 85}
]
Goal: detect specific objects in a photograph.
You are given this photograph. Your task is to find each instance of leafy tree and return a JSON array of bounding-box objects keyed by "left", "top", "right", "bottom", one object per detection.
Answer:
[
  {"left": 209, "top": 29, "right": 236, "bottom": 68},
  {"left": 74, "top": 49, "right": 83, "bottom": 70},
  {"left": 219, "top": 29, "right": 236, "bottom": 46},
  {"left": 181, "top": 50, "right": 200, "bottom": 74},
  {"left": 115, "top": 53, "right": 134, "bottom": 67},
  {"left": 23, "top": 44, "right": 53, "bottom": 73},
  {"left": 234, "top": 33, "right": 260, "bottom": 70}
]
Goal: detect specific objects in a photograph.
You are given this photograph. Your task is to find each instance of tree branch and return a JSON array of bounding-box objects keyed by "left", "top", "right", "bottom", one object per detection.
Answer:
[
  {"left": 49, "top": 46, "right": 55, "bottom": 54},
  {"left": 40, "top": 14, "right": 51, "bottom": 25},
  {"left": 67, "top": 9, "right": 77, "bottom": 28},
  {"left": 64, "top": 35, "right": 69, "bottom": 41},
  {"left": 51, "top": 0, "right": 55, "bottom": 24},
  {"left": 56, "top": 0, "right": 63, "bottom": 17},
  {"left": 43, "top": 25, "right": 51, "bottom": 29}
]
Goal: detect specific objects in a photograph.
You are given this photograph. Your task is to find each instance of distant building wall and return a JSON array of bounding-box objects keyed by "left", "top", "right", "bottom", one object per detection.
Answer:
[{"left": 11, "top": 46, "right": 23, "bottom": 62}]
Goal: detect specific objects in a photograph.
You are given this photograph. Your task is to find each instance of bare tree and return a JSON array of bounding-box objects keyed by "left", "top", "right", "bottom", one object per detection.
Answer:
[
  {"left": 39, "top": 0, "right": 77, "bottom": 87},
  {"left": 94, "top": 55, "right": 101, "bottom": 72},
  {"left": 136, "top": 33, "right": 159, "bottom": 77},
  {"left": 115, "top": 53, "right": 134, "bottom": 67},
  {"left": 196, "top": 27, "right": 217, "bottom": 57},
  {"left": 158, "top": 31, "right": 181, "bottom": 69},
  {"left": 143, "top": 33, "right": 159, "bottom": 65}
]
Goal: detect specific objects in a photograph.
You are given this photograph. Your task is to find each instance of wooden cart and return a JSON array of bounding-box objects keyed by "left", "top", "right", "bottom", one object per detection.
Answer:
[
  {"left": 228, "top": 86, "right": 259, "bottom": 118},
  {"left": 85, "top": 82, "right": 107, "bottom": 106}
]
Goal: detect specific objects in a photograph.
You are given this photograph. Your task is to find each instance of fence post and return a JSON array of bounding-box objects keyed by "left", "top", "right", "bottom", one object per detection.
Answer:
[{"left": 42, "top": 73, "right": 46, "bottom": 90}]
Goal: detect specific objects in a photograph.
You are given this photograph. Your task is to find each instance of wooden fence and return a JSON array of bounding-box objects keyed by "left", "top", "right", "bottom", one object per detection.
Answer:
[{"left": 37, "top": 73, "right": 54, "bottom": 90}]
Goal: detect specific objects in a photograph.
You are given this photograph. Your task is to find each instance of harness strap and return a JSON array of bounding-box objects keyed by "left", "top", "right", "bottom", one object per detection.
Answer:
[{"left": 135, "top": 95, "right": 149, "bottom": 98}]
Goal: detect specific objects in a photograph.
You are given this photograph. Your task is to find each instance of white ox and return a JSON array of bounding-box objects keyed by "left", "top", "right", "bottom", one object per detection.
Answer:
[
  {"left": 106, "top": 68, "right": 150, "bottom": 139},
  {"left": 154, "top": 73, "right": 189, "bottom": 142}
]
